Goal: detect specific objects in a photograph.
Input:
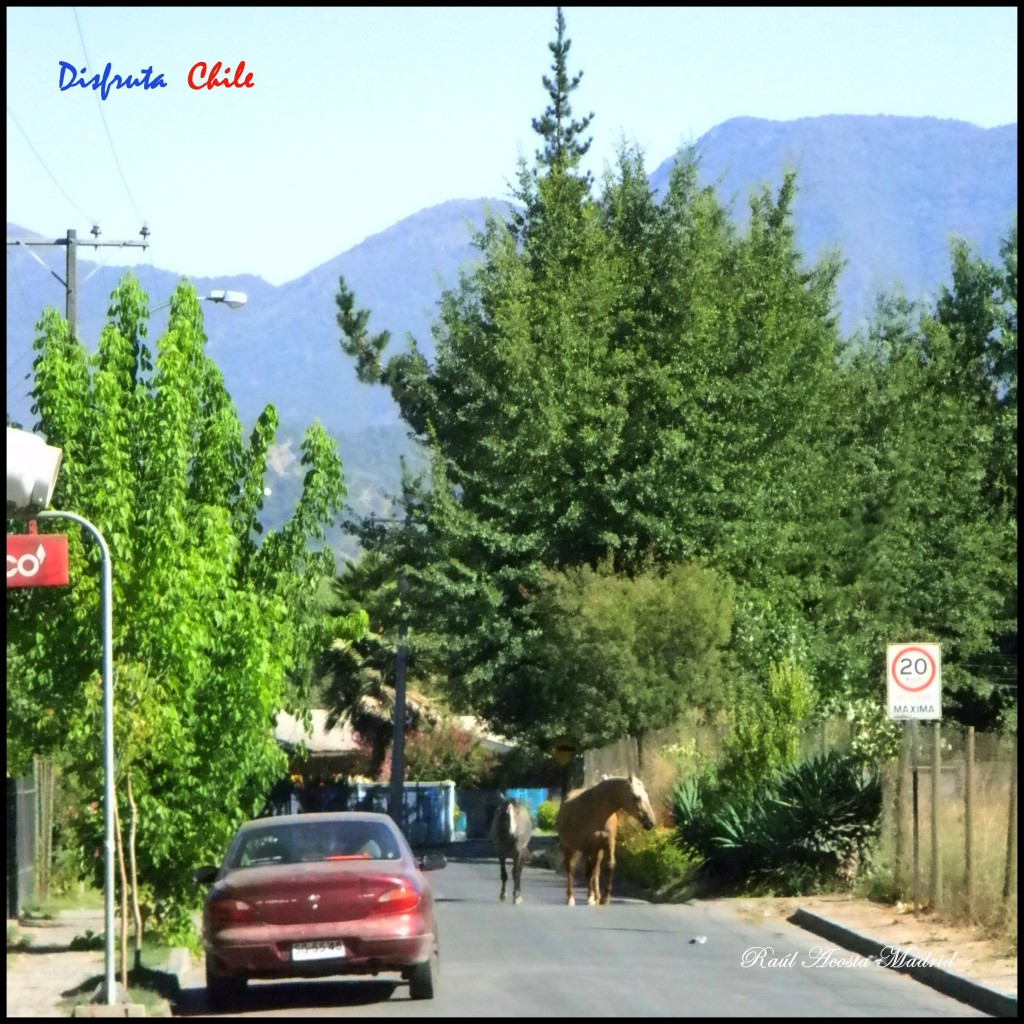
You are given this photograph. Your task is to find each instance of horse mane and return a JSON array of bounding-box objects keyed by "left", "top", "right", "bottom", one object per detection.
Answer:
[{"left": 564, "top": 775, "right": 636, "bottom": 806}]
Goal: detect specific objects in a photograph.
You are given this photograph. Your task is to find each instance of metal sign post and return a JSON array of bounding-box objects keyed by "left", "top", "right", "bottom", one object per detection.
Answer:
[
  {"left": 7, "top": 427, "right": 116, "bottom": 1005},
  {"left": 35, "top": 511, "right": 116, "bottom": 1006},
  {"left": 887, "top": 643, "right": 942, "bottom": 912}
]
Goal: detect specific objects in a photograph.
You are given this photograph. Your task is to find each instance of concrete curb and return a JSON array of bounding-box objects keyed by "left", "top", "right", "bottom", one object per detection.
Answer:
[
  {"left": 145, "top": 948, "right": 192, "bottom": 1017},
  {"left": 790, "top": 908, "right": 1018, "bottom": 1018},
  {"left": 71, "top": 948, "right": 190, "bottom": 1016}
]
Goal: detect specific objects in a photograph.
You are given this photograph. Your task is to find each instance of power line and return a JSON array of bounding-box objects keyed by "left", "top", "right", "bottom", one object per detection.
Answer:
[
  {"left": 6, "top": 107, "right": 91, "bottom": 223},
  {"left": 72, "top": 7, "right": 147, "bottom": 227},
  {"left": 6, "top": 227, "right": 151, "bottom": 341}
]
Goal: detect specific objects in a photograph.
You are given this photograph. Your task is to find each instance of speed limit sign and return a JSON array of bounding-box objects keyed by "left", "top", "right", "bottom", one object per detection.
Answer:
[{"left": 887, "top": 643, "right": 942, "bottom": 720}]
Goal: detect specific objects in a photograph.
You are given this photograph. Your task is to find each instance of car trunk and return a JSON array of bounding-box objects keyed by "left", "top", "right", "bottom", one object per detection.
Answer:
[{"left": 221, "top": 863, "right": 418, "bottom": 926}]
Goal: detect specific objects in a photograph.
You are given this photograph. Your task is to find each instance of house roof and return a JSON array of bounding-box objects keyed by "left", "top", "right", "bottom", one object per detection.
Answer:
[
  {"left": 272, "top": 708, "right": 515, "bottom": 756},
  {"left": 274, "top": 709, "right": 360, "bottom": 754},
  {"left": 457, "top": 715, "right": 516, "bottom": 755}
]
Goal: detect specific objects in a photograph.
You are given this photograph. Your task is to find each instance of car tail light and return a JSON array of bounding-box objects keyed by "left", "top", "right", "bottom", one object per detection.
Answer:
[
  {"left": 368, "top": 883, "right": 421, "bottom": 915},
  {"left": 209, "top": 898, "right": 256, "bottom": 929}
]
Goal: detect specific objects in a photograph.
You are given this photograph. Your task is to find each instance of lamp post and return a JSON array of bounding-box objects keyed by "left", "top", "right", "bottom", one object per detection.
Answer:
[{"left": 7, "top": 429, "right": 118, "bottom": 1007}]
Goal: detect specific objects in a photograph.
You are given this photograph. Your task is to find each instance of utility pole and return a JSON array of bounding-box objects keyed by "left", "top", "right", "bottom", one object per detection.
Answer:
[
  {"left": 390, "top": 568, "right": 409, "bottom": 827},
  {"left": 367, "top": 511, "right": 416, "bottom": 828},
  {"left": 7, "top": 225, "right": 150, "bottom": 339}
]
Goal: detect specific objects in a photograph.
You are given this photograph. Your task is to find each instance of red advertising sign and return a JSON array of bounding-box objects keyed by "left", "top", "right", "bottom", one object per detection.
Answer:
[{"left": 6, "top": 534, "right": 70, "bottom": 588}]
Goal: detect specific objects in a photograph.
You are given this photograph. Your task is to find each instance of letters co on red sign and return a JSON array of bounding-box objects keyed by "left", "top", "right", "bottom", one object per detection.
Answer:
[{"left": 6, "top": 534, "right": 70, "bottom": 588}]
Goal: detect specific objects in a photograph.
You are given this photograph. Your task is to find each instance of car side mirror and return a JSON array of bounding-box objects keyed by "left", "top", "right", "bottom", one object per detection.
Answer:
[
  {"left": 193, "top": 864, "right": 218, "bottom": 886},
  {"left": 419, "top": 852, "right": 447, "bottom": 872}
]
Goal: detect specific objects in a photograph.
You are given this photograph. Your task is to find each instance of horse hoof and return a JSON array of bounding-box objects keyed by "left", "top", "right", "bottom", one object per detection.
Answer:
[
  {"left": 514, "top": 895, "right": 523, "bottom": 905},
  {"left": 587, "top": 896, "right": 598, "bottom": 906},
  {"left": 567, "top": 896, "right": 575, "bottom": 906},
  {"left": 499, "top": 893, "right": 506, "bottom": 902}
]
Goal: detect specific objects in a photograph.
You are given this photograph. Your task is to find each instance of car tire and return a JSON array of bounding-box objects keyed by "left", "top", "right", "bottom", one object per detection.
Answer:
[
  {"left": 206, "top": 961, "right": 247, "bottom": 1012},
  {"left": 408, "top": 946, "right": 439, "bottom": 1000}
]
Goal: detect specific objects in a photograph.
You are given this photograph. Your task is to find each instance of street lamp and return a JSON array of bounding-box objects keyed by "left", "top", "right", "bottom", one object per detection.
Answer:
[
  {"left": 151, "top": 289, "right": 248, "bottom": 313},
  {"left": 202, "top": 289, "right": 247, "bottom": 309},
  {"left": 6, "top": 428, "right": 117, "bottom": 1007},
  {"left": 6, "top": 428, "right": 62, "bottom": 515}
]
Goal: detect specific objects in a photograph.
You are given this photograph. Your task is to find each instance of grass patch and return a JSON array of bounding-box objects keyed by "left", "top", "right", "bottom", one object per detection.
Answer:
[
  {"left": 20, "top": 885, "right": 104, "bottom": 920},
  {"left": 58, "top": 950, "right": 182, "bottom": 1015},
  {"left": 60, "top": 978, "right": 171, "bottom": 1016},
  {"left": 7, "top": 923, "right": 32, "bottom": 952}
]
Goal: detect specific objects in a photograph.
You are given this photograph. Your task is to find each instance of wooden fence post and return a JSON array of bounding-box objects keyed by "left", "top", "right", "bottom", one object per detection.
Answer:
[
  {"left": 895, "top": 722, "right": 911, "bottom": 894},
  {"left": 1004, "top": 733, "right": 1018, "bottom": 904},
  {"left": 931, "top": 721, "right": 942, "bottom": 909},
  {"left": 964, "top": 725, "right": 975, "bottom": 922}
]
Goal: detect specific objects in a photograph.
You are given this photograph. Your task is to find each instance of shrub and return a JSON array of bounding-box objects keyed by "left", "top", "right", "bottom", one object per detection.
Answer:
[
  {"left": 69, "top": 929, "right": 104, "bottom": 951},
  {"left": 402, "top": 721, "right": 498, "bottom": 788},
  {"left": 536, "top": 799, "right": 560, "bottom": 832},
  {"left": 672, "top": 750, "right": 882, "bottom": 895},
  {"left": 614, "top": 818, "right": 700, "bottom": 900},
  {"left": 716, "top": 659, "right": 815, "bottom": 799}
]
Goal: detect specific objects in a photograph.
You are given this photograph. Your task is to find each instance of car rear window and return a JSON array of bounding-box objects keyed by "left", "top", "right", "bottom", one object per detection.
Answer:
[{"left": 229, "top": 820, "right": 403, "bottom": 868}]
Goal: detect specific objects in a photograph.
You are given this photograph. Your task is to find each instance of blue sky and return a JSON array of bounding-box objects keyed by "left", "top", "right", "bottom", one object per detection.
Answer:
[{"left": 6, "top": 6, "right": 1018, "bottom": 285}]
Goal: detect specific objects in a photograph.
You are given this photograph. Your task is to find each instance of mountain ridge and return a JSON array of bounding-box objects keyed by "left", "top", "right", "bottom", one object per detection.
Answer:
[{"left": 7, "top": 115, "right": 1017, "bottom": 546}]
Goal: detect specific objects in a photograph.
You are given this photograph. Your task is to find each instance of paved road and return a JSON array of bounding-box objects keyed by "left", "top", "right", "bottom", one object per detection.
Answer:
[{"left": 173, "top": 857, "right": 988, "bottom": 1017}]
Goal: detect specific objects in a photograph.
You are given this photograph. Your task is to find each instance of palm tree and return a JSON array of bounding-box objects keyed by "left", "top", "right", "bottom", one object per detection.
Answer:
[{"left": 318, "top": 550, "right": 443, "bottom": 777}]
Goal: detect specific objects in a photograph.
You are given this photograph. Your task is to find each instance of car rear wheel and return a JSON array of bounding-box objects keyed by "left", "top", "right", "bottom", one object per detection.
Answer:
[
  {"left": 408, "top": 946, "right": 439, "bottom": 1000},
  {"left": 206, "top": 960, "right": 247, "bottom": 1012}
]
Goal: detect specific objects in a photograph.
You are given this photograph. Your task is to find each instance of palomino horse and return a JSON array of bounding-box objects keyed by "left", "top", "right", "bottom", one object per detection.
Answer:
[
  {"left": 555, "top": 775, "right": 657, "bottom": 906},
  {"left": 491, "top": 796, "right": 533, "bottom": 904}
]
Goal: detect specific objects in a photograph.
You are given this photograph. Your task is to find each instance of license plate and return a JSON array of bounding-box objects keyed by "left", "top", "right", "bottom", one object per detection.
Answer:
[{"left": 292, "top": 940, "right": 346, "bottom": 961}]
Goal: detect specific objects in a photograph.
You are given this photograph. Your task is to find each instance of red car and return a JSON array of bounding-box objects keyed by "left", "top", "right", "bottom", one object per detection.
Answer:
[{"left": 194, "top": 811, "right": 446, "bottom": 1010}]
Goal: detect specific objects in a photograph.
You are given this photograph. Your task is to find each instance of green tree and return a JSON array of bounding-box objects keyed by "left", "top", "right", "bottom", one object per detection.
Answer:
[
  {"left": 335, "top": 9, "right": 849, "bottom": 741},
  {"left": 335, "top": 7, "right": 623, "bottom": 733},
  {"left": 717, "top": 658, "right": 817, "bottom": 798},
  {"left": 821, "top": 225, "right": 1017, "bottom": 725},
  {"left": 533, "top": 560, "right": 734, "bottom": 763},
  {"left": 402, "top": 720, "right": 498, "bottom": 789},
  {"left": 6, "top": 274, "right": 347, "bottom": 939}
]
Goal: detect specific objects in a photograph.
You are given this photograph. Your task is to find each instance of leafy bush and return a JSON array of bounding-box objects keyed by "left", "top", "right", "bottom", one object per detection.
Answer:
[
  {"left": 402, "top": 721, "right": 498, "bottom": 788},
  {"left": 672, "top": 750, "right": 882, "bottom": 895},
  {"left": 536, "top": 799, "right": 560, "bottom": 832},
  {"left": 716, "top": 659, "right": 816, "bottom": 799},
  {"left": 614, "top": 818, "right": 700, "bottom": 900}
]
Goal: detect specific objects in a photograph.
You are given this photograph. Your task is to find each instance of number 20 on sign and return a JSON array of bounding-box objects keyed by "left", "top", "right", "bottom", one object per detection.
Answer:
[{"left": 886, "top": 643, "right": 942, "bottom": 720}]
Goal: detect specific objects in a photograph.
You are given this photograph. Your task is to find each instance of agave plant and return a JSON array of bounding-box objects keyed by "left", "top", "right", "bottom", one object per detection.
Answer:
[{"left": 671, "top": 751, "right": 883, "bottom": 894}]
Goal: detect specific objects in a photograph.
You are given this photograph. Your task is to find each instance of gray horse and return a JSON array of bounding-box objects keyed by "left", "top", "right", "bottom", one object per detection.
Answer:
[{"left": 491, "top": 796, "right": 533, "bottom": 904}]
